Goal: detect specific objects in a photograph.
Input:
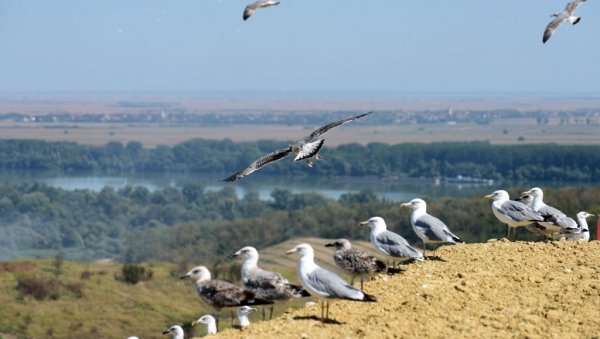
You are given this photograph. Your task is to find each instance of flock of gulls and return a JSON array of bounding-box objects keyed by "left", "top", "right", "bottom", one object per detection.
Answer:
[
  {"left": 241, "top": 0, "right": 589, "bottom": 44},
  {"left": 122, "top": 112, "right": 596, "bottom": 338}
]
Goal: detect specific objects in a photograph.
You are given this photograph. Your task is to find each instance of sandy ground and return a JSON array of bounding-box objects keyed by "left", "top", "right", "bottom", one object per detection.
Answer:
[{"left": 211, "top": 240, "right": 600, "bottom": 339}]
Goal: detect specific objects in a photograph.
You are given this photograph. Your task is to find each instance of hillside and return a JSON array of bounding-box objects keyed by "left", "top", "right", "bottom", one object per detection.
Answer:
[{"left": 218, "top": 240, "right": 600, "bottom": 339}]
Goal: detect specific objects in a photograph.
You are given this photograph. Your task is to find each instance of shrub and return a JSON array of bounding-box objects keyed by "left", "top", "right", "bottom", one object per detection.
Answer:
[
  {"left": 16, "top": 276, "right": 60, "bottom": 300},
  {"left": 63, "top": 282, "right": 85, "bottom": 298},
  {"left": 117, "top": 264, "right": 153, "bottom": 284},
  {"left": 79, "top": 270, "right": 93, "bottom": 280}
]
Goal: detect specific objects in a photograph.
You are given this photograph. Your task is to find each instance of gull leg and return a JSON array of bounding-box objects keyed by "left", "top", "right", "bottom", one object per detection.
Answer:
[
  {"left": 320, "top": 300, "right": 325, "bottom": 322},
  {"left": 326, "top": 301, "right": 330, "bottom": 320},
  {"left": 269, "top": 304, "right": 274, "bottom": 320},
  {"left": 350, "top": 277, "right": 354, "bottom": 286},
  {"left": 360, "top": 277, "right": 364, "bottom": 291},
  {"left": 315, "top": 153, "right": 323, "bottom": 160},
  {"left": 262, "top": 305, "right": 266, "bottom": 321},
  {"left": 215, "top": 314, "right": 220, "bottom": 332},
  {"left": 231, "top": 311, "right": 235, "bottom": 326},
  {"left": 306, "top": 160, "right": 313, "bottom": 167},
  {"left": 422, "top": 240, "right": 427, "bottom": 256}
]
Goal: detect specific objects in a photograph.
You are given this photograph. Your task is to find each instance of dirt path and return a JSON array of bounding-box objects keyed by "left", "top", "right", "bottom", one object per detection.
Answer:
[{"left": 214, "top": 240, "right": 600, "bottom": 338}]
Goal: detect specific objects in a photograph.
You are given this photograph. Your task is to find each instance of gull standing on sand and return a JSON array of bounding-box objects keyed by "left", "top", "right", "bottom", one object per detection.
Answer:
[
  {"left": 192, "top": 315, "right": 217, "bottom": 335},
  {"left": 231, "top": 246, "right": 308, "bottom": 320},
  {"left": 162, "top": 325, "right": 184, "bottom": 339},
  {"left": 401, "top": 198, "right": 463, "bottom": 254},
  {"left": 243, "top": 0, "right": 280, "bottom": 21},
  {"left": 484, "top": 190, "right": 544, "bottom": 241},
  {"left": 223, "top": 112, "right": 372, "bottom": 181},
  {"left": 236, "top": 306, "right": 257, "bottom": 329},
  {"left": 286, "top": 243, "right": 376, "bottom": 322},
  {"left": 360, "top": 216, "right": 424, "bottom": 264},
  {"left": 522, "top": 187, "right": 577, "bottom": 236},
  {"left": 324, "top": 238, "right": 387, "bottom": 291},
  {"left": 552, "top": 211, "right": 594, "bottom": 241},
  {"left": 543, "top": 0, "right": 587, "bottom": 43}
]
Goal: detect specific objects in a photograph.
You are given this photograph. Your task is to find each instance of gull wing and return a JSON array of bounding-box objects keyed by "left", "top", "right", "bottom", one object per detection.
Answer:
[
  {"left": 565, "top": 0, "right": 585, "bottom": 13},
  {"left": 243, "top": 0, "right": 280, "bottom": 21},
  {"left": 414, "top": 214, "right": 461, "bottom": 243},
  {"left": 543, "top": 15, "right": 567, "bottom": 43},
  {"left": 223, "top": 146, "right": 293, "bottom": 182},
  {"left": 304, "top": 112, "right": 373, "bottom": 142},
  {"left": 498, "top": 201, "right": 544, "bottom": 222}
]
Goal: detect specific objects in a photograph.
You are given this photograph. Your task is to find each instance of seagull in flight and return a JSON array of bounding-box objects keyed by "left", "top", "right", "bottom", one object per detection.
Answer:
[
  {"left": 223, "top": 112, "right": 373, "bottom": 182},
  {"left": 244, "top": 0, "right": 281, "bottom": 21},
  {"left": 543, "top": 0, "right": 587, "bottom": 44}
]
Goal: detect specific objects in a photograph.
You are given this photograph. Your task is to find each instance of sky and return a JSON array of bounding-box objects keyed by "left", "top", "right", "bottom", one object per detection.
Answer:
[{"left": 0, "top": 0, "right": 598, "bottom": 93}]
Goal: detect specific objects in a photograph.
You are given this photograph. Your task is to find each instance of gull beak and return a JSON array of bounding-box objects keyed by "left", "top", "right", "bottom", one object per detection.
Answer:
[
  {"left": 179, "top": 273, "right": 190, "bottom": 279},
  {"left": 286, "top": 249, "right": 296, "bottom": 255},
  {"left": 324, "top": 243, "right": 334, "bottom": 247},
  {"left": 522, "top": 190, "right": 531, "bottom": 195},
  {"left": 483, "top": 194, "right": 493, "bottom": 201},
  {"left": 228, "top": 252, "right": 240, "bottom": 258},
  {"left": 400, "top": 202, "right": 411, "bottom": 207},
  {"left": 359, "top": 221, "right": 368, "bottom": 227},
  {"left": 162, "top": 330, "right": 170, "bottom": 334},
  {"left": 590, "top": 213, "right": 595, "bottom": 217},
  {"left": 250, "top": 308, "right": 258, "bottom": 312},
  {"left": 191, "top": 321, "right": 199, "bottom": 327}
]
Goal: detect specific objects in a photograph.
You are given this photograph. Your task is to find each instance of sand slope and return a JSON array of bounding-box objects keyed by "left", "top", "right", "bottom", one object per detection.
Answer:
[{"left": 217, "top": 240, "right": 600, "bottom": 338}]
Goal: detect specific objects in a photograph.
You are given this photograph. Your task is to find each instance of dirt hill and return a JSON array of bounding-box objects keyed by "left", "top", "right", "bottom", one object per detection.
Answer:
[{"left": 216, "top": 239, "right": 600, "bottom": 339}]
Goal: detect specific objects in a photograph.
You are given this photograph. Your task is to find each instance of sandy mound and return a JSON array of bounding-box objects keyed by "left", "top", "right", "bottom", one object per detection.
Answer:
[{"left": 216, "top": 240, "right": 600, "bottom": 338}]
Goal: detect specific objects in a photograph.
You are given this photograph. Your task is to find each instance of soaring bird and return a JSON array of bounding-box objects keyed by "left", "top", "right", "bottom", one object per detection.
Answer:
[
  {"left": 325, "top": 238, "right": 387, "bottom": 291},
  {"left": 543, "top": 0, "right": 586, "bottom": 44},
  {"left": 223, "top": 112, "right": 373, "bottom": 182},
  {"left": 286, "top": 243, "right": 376, "bottom": 322},
  {"left": 230, "top": 246, "right": 308, "bottom": 320},
  {"left": 192, "top": 315, "right": 217, "bottom": 336},
  {"left": 484, "top": 190, "right": 544, "bottom": 241},
  {"left": 401, "top": 198, "right": 463, "bottom": 255},
  {"left": 359, "top": 216, "right": 424, "bottom": 265},
  {"left": 243, "top": 0, "right": 280, "bottom": 21}
]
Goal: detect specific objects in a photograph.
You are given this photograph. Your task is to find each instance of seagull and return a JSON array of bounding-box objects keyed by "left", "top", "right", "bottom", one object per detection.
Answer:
[
  {"left": 359, "top": 216, "right": 424, "bottom": 265},
  {"left": 192, "top": 315, "right": 217, "bottom": 335},
  {"left": 400, "top": 198, "right": 463, "bottom": 255},
  {"left": 286, "top": 243, "right": 376, "bottom": 322},
  {"left": 180, "top": 266, "right": 273, "bottom": 326},
  {"left": 162, "top": 325, "right": 184, "bottom": 339},
  {"left": 230, "top": 246, "right": 309, "bottom": 320},
  {"left": 484, "top": 190, "right": 544, "bottom": 241},
  {"left": 223, "top": 112, "right": 373, "bottom": 182},
  {"left": 543, "top": 0, "right": 587, "bottom": 44},
  {"left": 522, "top": 187, "right": 577, "bottom": 236},
  {"left": 236, "top": 306, "right": 257, "bottom": 329},
  {"left": 515, "top": 193, "right": 552, "bottom": 237},
  {"left": 243, "top": 0, "right": 280, "bottom": 21},
  {"left": 552, "top": 211, "right": 594, "bottom": 241},
  {"left": 325, "top": 238, "right": 387, "bottom": 291}
]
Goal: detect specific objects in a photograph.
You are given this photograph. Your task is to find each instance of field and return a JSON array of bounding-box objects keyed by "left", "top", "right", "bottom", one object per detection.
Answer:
[{"left": 1, "top": 119, "right": 600, "bottom": 147}]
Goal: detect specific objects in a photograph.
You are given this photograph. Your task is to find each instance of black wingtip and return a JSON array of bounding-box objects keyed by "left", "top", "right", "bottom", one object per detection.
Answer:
[{"left": 362, "top": 293, "right": 377, "bottom": 302}]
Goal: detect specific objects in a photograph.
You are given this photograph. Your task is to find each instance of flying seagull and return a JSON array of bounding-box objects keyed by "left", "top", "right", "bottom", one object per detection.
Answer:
[
  {"left": 325, "top": 238, "right": 387, "bottom": 291},
  {"left": 223, "top": 112, "right": 373, "bottom": 182},
  {"left": 360, "top": 216, "right": 424, "bottom": 265},
  {"left": 401, "top": 198, "right": 463, "bottom": 255},
  {"left": 192, "top": 315, "right": 218, "bottom": 336},
  {"left": 484, "top": 190, "right": 544, "bottom": 241},
  {"left": 244, "top": 0, "right": 280, "bottom": 21},
  {"left": 286, "top": 243, "right": 376, "bottom": 322},
  {"left": 162, "top": 325, "right": 184, "bottom": 339},
  {"left": 230, "top": 246, "right": 308, "bottom": 320},
  {"left": 543, "top": 0, "right": 586, "bottom": 44}
]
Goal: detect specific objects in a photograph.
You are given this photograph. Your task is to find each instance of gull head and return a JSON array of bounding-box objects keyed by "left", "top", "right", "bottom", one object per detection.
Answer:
[
  {"left": 192, "top": 315, "right": 216, "bottom": 327},
  {"left": 515, "top": 194, "right": 533, "bottom": 207},
  {"left": 162, "top": 325, "right": 184, "bottom": 337},
  {"left": 238, "top": 305, "right": 257, "bottom": 316},
  {"left": 360, "top": 216, "right": 387, "bottom": 231},
  {"left": 286, "top": 243, "right": 314, "bottom": 257},
  {"left": 522, "top": 187, "right": 543, "bottom": 199},
  {"left": 484, "top": 190, "right": 509, "bottom": 202},
  {"left": 401, "top": 198, "right": 427, "bottom": 211},
  {"left": 180, "top": 265, "right": 211, "bottom": 282},
  {"left": 231, "top": 246, "right": 259, "bottom": 262},
  {"left": 577, "top": 211, "right": 595, "bottom": 220},
  {"left": 325, "top": 238, "right": 351, "bottom": 250}
]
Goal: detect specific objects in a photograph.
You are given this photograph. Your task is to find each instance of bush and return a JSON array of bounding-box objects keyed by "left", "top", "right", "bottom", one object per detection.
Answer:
[
  {"left": 16, "top": 276, "right": 60, "bottom": 300},
  {"left": 63, "top": 282, "right": 85, "bottom": 298},
  {"left": 117, "top": 264, "right": 153, "bottom": 284}
]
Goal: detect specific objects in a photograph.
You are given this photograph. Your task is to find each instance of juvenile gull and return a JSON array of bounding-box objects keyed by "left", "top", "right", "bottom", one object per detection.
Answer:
[
  {"left": 162, "top": 325, "right": 184, "bottom": 339},
  {"left": 360, "top": 216, "right": 424, "bottom": 264},
  {"left": 552, "top": 211, "right": 594, "bottom": 241},
  {"left": 324, "top": 238, "right": 386, "bottom": 291},
  {"left": 286, "top": 243, "right": 376, "bottom": 321},
  {"left": 484, "top": 190, "right": 544, "bottom": 241},
  {"left": 243, "top": 0, "right": 280, "bottom": 21},
  {"left": 236, "top": 306, "right": 257, "bottom": 329},
  {"left": 223, "top": 112, "right": 372, "bottom": 181},
  {"left": 401, "top": 198, "right": 463, "bottom": 254},
  {"left": 192, "top": 315, "right": 217, "bottom": 335},
  {"left": 543, "top": 0, "right": 587, "bottom": 43},
  {"left": 231, "top": 246, "right": 308, "bottom": 320},
  {"left": 522, "top": 187, "right": 577, "bottom": 236}
]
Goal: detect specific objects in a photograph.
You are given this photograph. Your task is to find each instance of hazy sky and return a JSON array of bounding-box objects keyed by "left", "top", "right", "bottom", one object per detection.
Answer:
[{"left": 0, "top": 0, "right": 598, "bottom": 93}]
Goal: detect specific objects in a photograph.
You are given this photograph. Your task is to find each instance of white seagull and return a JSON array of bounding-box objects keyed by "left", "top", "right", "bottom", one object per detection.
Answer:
[
  {"left": 192, "top": 315, "right": 217, "bottom": 335},
  {"left": 286, "top": 243, "right": 376, "bottom": 322},
  {"left": 522, "top": 187, "right": 577, "bottom": 236},
  {"left": 162, "top": 325, "right": 184, "bottom": 339},
  {"left": 244, "top": 0, "right": 280, "bottom": 21},
  {"left": 223, "top": 112, "right": 373, "bottom": 182},
  {"left": 543, "top": 0, "right": 587, "bottom": 44},
  {"left": 401, "top": 198, "right": 463, "bottom": 255},
  {"left": 484, "top": 190, "right": 544, "bottom": 241},
  {"left": 552, "top": 211, "right": 594, "bottom": 241},
  {"left": 236, "top": 306, "right": 257, "bottom": 329},
  {"left": 359, "top": 216, "right": 424, "bottom": 264}
]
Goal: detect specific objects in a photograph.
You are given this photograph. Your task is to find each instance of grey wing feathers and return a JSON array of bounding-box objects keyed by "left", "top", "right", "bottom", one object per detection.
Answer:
[
  {"left": 415, "top": 214, "right": 462, "bottom": 243},
  {"left": 543, "top": 16, "right": 565, "bottom": 43},
  {"left": 305, "top": 112, "right": 372, "bottom": 142},
  {"left": 223, "top": 146, "right": 292, "bottom": 182},
  {"left": 565, "top": 0, "right": 585, "bottom": 13},
  {"left": 376, "top": 231, "right": 422, "bottom": 258},
  {"left": 499, "top": 201, "right": 544, "bottom": 222},
  {"left": 307, "top": 267, "right": 364, "bottom": 300},
  {"left": 537, "top": 205, "right": 566, "bottom": 219}
]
